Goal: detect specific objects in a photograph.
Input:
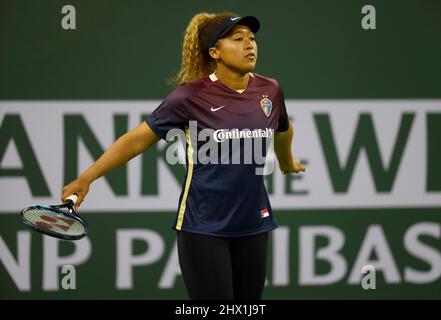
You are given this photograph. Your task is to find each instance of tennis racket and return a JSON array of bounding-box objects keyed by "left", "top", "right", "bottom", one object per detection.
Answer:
[{"left": 20, "top": 195, "right": 88, "bottom": 240}]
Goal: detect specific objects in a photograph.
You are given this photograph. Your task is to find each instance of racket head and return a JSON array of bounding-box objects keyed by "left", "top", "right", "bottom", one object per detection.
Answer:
[{"left": 20, "top": 203, "right": 88, "bottom": 240}]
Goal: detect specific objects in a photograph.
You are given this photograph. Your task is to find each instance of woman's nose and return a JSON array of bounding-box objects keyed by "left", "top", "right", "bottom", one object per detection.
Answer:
[{"left": 244, "top": 39, "right": 253, "bottom": 49}]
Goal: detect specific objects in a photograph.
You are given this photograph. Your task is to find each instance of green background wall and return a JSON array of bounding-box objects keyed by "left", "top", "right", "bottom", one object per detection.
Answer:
[{"left": 1, "top": 0, "right": 440, "bottom": 99}]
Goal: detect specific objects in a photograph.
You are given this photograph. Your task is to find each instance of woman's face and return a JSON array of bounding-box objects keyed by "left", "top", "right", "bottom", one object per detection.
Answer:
[{"left": 211, "top": 25, "right": 258, "bottom": 74}]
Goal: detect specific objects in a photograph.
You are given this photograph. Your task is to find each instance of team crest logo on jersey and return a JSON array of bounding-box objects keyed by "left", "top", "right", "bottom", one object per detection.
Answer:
[{"left": 260, "top": 95, "right": 272, "bottom": 117}]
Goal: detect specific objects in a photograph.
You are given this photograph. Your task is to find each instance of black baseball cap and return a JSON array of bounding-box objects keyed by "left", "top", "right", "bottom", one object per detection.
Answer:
[{"left": 206, "top": 15, "right": 260, "bottom": 51}]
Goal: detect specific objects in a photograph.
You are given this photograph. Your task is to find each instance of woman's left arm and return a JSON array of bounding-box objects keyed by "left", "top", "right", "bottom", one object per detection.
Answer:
[{"left": 274, "top": 121, "right": 306, "bottom": 174}]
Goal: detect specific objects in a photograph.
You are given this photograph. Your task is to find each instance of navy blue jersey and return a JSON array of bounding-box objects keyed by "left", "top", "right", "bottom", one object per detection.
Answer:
[{"left": 145, "top": 73, "right": 289, "bottom": 237}]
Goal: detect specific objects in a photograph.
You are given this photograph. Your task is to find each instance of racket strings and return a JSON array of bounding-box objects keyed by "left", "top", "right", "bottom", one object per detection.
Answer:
[{"left": 22, "top": 208, "right": 86, "bottom": 236}]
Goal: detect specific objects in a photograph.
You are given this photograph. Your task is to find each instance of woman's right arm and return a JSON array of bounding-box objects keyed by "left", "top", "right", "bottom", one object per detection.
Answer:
[{"left": 61, "top": 121, "right": 160, "bottom": 207}]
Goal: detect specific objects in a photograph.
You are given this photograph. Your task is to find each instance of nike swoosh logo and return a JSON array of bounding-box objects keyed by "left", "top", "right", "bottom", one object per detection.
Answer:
[
  {"left": 211, "top": 106, "right": 225, "bottom": 112},
  {"left": 230, "top": 17, "right": 240, "bottom": 21}
]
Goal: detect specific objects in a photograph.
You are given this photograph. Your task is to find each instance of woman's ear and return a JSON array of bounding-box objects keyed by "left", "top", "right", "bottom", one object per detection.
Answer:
[{"left": 209, "top": 47, "right": 220, "bottom": 60}]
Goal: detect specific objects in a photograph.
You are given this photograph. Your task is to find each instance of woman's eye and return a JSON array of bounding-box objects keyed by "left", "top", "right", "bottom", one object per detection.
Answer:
[{"left": 234, "top": 38, "right": 243, "bottom": 41}]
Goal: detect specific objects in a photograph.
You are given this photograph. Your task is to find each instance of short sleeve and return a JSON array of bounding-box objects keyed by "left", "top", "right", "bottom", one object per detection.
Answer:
[
  {"left": 276, "top": 86, "right": 289, "bottom": 132},
  {"left": 145, "top": 87, "right": 189, "bottom": 140}
]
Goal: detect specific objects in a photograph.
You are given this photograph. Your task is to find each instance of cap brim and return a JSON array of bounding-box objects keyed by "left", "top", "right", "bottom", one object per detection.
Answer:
[
  {"left": 218, "top": 15, "right": 260, "bottom": 39},
  {"left": 206, "top": 15, "right": 261, "bottom": 52}
]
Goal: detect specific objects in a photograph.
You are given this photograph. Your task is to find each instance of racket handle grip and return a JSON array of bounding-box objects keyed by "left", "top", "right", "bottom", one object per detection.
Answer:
[{"left": 66, "top": 194, "right": 78, "bottom": 205}]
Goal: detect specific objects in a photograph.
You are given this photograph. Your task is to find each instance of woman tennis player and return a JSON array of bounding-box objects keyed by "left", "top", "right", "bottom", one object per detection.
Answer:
[{"left": 62, "top": 12, "right": 305, "bottom": 300}]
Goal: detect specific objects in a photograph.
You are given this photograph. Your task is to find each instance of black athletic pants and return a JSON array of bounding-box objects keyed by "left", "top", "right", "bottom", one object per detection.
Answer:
[{"left": 177, "top": 231, "right": 268, "bottom": 300}]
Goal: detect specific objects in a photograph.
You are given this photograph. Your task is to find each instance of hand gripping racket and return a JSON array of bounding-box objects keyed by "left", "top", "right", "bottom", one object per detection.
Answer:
[{"left": 20, "top": 195, "right": 88, "bottom": 240}]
